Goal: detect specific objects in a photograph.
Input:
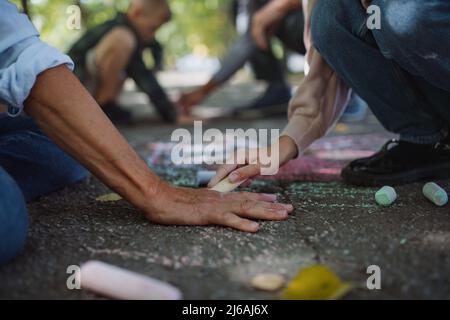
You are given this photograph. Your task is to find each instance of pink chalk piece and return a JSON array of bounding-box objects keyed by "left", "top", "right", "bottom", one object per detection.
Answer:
[{"left": 80, "top": 261, "right": 182, "bottom": 300}]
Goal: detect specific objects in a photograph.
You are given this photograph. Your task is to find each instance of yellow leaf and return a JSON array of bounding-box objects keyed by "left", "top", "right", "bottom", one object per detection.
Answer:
[
  {"left": 281, "top": 265, "right": 352, "bottom": 300},
  {"left": 96, "top": 193, "right": 122, "bottom": 202}
]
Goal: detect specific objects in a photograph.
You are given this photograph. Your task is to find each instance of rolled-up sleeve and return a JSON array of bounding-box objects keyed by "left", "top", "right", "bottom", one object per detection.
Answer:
[
  {"left": 280, "top": 0, "right": 351, "bottom": 156},
  {"left": 0, "top": 1, "right": 74, "bottom": 117}
]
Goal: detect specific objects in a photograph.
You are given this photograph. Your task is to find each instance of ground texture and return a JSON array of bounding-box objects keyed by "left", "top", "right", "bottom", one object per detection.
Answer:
[{"left": 1, "top": 84, "right": 449, "bottom": 300}]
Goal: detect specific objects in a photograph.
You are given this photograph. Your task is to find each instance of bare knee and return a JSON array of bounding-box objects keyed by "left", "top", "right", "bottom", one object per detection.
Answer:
[
  {"left": 94, "top": 27, "right": 137, "bottom": 103},
  {"left": 96, "top": 27, "right": 136, "bottom": 71}
]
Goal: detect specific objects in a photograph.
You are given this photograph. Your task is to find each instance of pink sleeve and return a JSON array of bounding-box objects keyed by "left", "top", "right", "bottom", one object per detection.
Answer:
[{"left": 281, "top": 0, "right": 351, "bottom": 156}]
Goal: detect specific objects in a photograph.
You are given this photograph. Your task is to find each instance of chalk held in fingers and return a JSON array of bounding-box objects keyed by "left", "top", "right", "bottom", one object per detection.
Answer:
[
  {"left": 375, "top": 186, "right": 397, "bottom": 206},
  {"left": 423, "top": 182, "right": 448, "bottom": 207},
  {"left": 210, "top": 177, "right": 247, "bottom": 193},
  {"left": 80, "top": 261, "right": 182, "bottom": 300}
]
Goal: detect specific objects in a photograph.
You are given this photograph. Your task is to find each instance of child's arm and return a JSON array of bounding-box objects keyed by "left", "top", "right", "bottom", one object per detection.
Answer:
[
  {"left": 127, "top": 54, "right": 178, "bottom": 122},
  {"left": 148, "top": 40, "right": 164, "bottom": 71},
  {"left": 177, "top": 33, "right": 258, "bottom": 112}
]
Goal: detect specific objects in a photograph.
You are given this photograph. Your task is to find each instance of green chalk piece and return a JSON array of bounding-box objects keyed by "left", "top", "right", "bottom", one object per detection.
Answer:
[
  {"left": 423, "top": 182, "right": 448, "bottom": 207},
  {"left": 375, "top": 186, "right": 397, "bottom": 206}
]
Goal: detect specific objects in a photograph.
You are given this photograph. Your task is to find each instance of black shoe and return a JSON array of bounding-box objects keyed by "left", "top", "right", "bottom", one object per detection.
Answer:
[
  {"left": 233, "top": 82, "right": 292, "bottom": 119},
  {"left": 102, "top": 102, "right": 132, "bottom": 125},
  {"left": 341, "top": 138, "right": 450, "bottom": 186}
]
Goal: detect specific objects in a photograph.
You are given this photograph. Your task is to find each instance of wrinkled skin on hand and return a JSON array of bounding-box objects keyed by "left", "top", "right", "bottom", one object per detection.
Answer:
[{"left": 146, "top": 183, "right": 294, "bottom": 233}]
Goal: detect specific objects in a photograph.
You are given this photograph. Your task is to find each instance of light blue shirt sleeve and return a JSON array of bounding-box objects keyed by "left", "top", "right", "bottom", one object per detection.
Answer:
[{"left": 0, "top": 0, "right": 74, "bottom": 117}]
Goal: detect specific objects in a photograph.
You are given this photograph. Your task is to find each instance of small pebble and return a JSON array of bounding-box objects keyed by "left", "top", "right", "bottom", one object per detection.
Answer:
[
  {"left": 423, "top": 182, "right": 448, "bottom": 207},
  {"left": 250, "top": 274, "right": 286, "bottom": 292},
  {"left": 375, "top": 186, "right": 397, "bottom": 206}
]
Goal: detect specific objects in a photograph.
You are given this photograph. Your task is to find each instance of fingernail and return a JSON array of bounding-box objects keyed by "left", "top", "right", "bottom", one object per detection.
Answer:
[
  {"left": 250, "top": 222, "right": 260, "bottom": 231},
  {"left": 229, "top": 173, "right": 239, "bottom": 182},
  {"left": 278, "top": 210, "right": 288, "bottom": 216},
  {"left": 264, "top": 194, "right": 278, "bottom": 201},
  {"left": 285, "top": 204, "right": 294, "bottom": 211}
]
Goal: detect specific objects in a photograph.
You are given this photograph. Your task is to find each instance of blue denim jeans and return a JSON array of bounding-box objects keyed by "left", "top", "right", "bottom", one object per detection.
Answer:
[
  {"left": 0, "top": 115, "right": 88, "bottom": 264},
  {"left": 311, "top": 0, "right": 450, "bottom": 144}
]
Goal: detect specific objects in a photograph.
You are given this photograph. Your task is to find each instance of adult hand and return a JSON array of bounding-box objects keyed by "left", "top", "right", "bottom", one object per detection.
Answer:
[{"left": 145, "top": 182, "right": 294, "bottom": 233}]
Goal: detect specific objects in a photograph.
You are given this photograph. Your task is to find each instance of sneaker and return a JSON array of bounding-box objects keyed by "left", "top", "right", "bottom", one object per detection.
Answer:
[
  {"left": 233, "top": 82, "right": 292, "bottom": 119},
  {"left": 341, "top": 138, "right": 450, "bottom": 186},
  {"left": 102, "top": 102, "right": 132, "bottom": 125},
  {"left": 340, "top": 93, "right": 368, "bottom": 123}
]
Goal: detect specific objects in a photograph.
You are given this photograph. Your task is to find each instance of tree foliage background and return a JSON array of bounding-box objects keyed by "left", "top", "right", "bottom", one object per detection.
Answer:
[{"left": 11, "top": 0, "right": 236, "bottom": 66}]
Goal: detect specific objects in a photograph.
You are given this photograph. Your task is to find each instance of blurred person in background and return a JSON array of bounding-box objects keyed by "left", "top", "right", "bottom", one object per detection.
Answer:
[
  {"left": 178, "top": 0, "right": 306, "bottom": 119},
  {"left": 69, "top": 0, "right": 177, "bottom": 124},
  {"left": 179, "top": 0, "right": 367, "bottom": 121}
]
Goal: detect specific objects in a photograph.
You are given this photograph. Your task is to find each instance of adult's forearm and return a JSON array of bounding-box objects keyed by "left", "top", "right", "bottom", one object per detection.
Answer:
[{"left": 25, "top": 65, "right": 162, "bottom": 211}]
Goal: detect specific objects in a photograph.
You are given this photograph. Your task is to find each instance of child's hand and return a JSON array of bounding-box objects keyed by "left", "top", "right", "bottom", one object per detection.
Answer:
[
  {"left": 208, "top": 147, "right": 266, "bottom": 189},
  {"left": 251, "top": 0, "right": 291, "bottom": 50},
  {"left": 208, "top": 136, "right": 299, "bottom": 189},
  {"left": 251, "top": 0, "right": 301, "bottom": 50},
  {"left": 177, "top": 89, "right": 207, "bottom": 115}
]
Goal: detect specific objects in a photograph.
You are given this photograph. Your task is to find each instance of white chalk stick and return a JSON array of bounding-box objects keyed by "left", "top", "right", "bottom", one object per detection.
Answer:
[
  {"left": 80, "top": 261, "right": 182, "bottom": 300},
  {"left": 210, "top": 177, "right": 247, "bottom": 193}
]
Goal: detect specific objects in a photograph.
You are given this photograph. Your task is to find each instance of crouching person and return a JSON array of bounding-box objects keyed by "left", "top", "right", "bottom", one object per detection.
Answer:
[{"left": 69, "top": 0, "right": 178, "bottom": 124}]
